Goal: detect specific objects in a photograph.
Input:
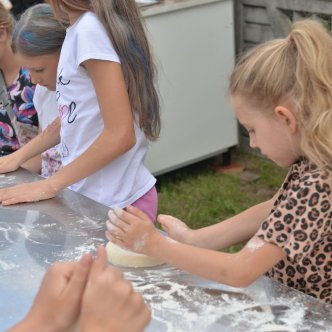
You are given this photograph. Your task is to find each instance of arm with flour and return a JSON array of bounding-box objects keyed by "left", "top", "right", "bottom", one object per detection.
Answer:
[
  {"left": 158, "top": 196, "right": 276, "bottom": 250},
  {"left": 106, "top": 204, "right": 285, "bottom": 288}
]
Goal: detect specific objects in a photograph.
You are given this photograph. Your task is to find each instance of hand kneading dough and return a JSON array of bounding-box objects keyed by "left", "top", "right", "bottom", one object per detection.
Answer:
[{"left": 106, "top": 241, "right": 163, "bottom": 268}]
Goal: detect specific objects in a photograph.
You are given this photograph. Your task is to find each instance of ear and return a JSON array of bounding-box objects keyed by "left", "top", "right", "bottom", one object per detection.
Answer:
[{"left": 274, "top": 106, "right": 298, "bottom": 134}]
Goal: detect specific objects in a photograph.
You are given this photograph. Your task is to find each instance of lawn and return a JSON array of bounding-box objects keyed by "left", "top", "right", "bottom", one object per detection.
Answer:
[{"left": 156, "top": 147, "right": 287, "bottom": 252}]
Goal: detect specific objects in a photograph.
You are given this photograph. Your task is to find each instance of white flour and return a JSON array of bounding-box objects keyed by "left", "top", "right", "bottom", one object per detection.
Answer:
[
  {"left": 1, "top": 208, "right": 331, "bottom": 332},
  {"left": 247, "top": 237, "right": 265, "bottom": 252},
  {"left": 122, "top": 266, "right": 329, "bottom": 332},
  {"left": 0, "top": 259, "right": 18, "bottom": 271}
]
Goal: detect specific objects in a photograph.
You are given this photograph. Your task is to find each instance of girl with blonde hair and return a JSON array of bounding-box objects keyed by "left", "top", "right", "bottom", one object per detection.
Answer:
[
  {"left": 0, "top": 0, "right": 160, "bottom": 221},
  {"left": 106, "top": 20, "right": 332, "bottom": 304}
]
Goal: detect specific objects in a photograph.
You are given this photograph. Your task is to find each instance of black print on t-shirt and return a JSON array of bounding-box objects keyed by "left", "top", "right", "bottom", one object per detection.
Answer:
[
  {"left": 67, "top": 101, "right": 77, "bottom": 123},
  {"left": 57, "top": 68, "right": 77, "bottom": 125},
  {"left": 57, "top": 68, "right": 71, "bottom": 86}
]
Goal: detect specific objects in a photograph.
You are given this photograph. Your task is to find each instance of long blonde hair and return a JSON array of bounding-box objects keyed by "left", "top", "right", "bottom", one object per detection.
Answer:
[
  {"left": 0, "top": 2, "right": 14, "bottom": 35},
  {"left": 230, "top": 20, "right": 332, "bottom": 171},
  {"left": 48, "top": 0, "right": 160, "bottom": 141}
]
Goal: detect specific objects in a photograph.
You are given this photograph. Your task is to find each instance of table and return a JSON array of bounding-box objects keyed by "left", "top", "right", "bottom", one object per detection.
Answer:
[{"left": 1, "top": 169, "right": 332, "bottom": 331}]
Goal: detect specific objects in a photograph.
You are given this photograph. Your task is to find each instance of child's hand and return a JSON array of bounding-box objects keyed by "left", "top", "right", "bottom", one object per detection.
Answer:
[
  {"left": 80, "top": 246, "right": 150, "bottom": 332},
  {"left": 0, "top": 153, "right": 21, "bottom": 174},
  {"left": 105, "top": 205, "right": 161, "bottom": 254},
  {"left": 13, "top": 254, "right": 92, "bottom": 332},
  {"left": 157, "top": 214, "right": 193, "bottom": 244},
  {"left": 0, "top": 179, "right": 59, "bottom": 205}
]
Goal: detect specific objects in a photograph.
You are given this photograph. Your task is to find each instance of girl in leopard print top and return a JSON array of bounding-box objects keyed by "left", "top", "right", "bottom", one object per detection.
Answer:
[{"left": 105, "top": 20, "right": 332, "bottom": 304}]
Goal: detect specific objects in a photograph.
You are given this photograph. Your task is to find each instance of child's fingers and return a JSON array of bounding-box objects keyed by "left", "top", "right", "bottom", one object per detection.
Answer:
[
  {"left": 157, "top": 214, "right": 174, "bottom": 229},
  {"left": 105, "top": 231, "right": 129, "bottom": 251},
  {"left": 89, "top": 246, "right": 108, "bottom": 281},
  {"left": 106, "top": 219, "right": 126, "bottom": 236},
  {"left": 126, "top": 205, "right": 151, "bottom": 222},
  {"left": 64, "top": 253, "right": 92, "bottom": 296},
  {"left": 110, "top": 206, "right": 149, "bottom": 226}
]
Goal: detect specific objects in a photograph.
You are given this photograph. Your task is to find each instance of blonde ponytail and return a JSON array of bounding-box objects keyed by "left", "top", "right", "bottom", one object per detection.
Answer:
[{"left": 230, "top": 19, "right": 332, "bottom": 171}]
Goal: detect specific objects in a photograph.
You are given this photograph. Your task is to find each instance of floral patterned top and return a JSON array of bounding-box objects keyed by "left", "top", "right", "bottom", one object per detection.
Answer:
[{"left": 0, "top": 67, "right": 38, "bottom": 154}]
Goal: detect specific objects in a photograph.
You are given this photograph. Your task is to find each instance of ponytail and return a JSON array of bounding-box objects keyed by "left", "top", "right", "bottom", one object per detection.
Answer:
[{"left": 230, "top": 19, "right": 332, "bottom": 171}]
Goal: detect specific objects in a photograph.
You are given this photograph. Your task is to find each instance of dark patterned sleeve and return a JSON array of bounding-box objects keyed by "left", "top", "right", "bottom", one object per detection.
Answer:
[{"left": 255, "top": 177, "right": 332, "bottom": 263}]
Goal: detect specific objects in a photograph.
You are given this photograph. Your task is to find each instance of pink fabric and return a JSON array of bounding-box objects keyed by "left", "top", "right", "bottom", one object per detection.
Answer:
[{"left": 130, "top": 186, "right": 158, "bottom": 222}]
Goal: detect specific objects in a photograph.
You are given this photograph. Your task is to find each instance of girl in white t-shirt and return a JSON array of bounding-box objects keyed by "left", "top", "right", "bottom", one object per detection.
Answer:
[{"left": 0, "top": 1, "right": 160, "bottom": 221}]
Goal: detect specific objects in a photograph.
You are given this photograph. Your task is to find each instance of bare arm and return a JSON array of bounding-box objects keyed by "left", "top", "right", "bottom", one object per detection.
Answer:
[
  {"left": 159, "top": 194, "right": 278, "bottom": 250},
  {"left": 0, "top": 61, "right": 135, "bottom": 205},
  {"left": 47, "top": 60, "right": 135, "bottom": 190},
  {"left": 0, "top": 117, "right": 60, "bottom": 174},
  {"left": 21, "top": 155, "right": 42, "bottom": 174},
  {"left": 107, "top": 207, "right": 285, "bottom": 288}
]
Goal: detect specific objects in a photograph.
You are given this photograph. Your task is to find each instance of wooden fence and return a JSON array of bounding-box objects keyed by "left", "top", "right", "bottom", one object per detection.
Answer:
[{"left": 234, "top": 0, "right": 332, "bottom": 147}]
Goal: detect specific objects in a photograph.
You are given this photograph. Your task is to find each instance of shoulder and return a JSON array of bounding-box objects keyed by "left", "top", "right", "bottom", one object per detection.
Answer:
[
  {"left": 289, "top": 161, "right": 332, "bottom": 205},
  {"left": 65, "top": 11, "right": 119, "bottom": 65},
  {"left": 259, "top": 159, "right": 332, "bottom": 237},
  {"left": 69, "top": 11, "right": 106, "bottom": 36},
  {"left": 284, "top": 158, "right": 331, "bottom": 196}
]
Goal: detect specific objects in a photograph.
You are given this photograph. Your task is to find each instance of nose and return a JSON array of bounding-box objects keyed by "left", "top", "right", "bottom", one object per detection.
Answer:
[
  {"left": 30, "top": 73, "right": 41, "bottom": 85},
  {"left": 249, "top": 137, "right": 257, "bottom": 149}
]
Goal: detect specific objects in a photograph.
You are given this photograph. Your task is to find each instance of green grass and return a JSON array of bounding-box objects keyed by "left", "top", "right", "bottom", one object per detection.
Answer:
[{"left": 156, "top": 147, "right": 287, "bottom": 252}]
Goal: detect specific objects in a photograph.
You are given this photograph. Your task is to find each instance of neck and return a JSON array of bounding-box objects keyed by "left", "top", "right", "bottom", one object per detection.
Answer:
[
  {"left": 68, "top": 10, "right": 84, "bottom": 26},
  {"left": 0, "top": 45, "right": 21, "bottom": 85}
]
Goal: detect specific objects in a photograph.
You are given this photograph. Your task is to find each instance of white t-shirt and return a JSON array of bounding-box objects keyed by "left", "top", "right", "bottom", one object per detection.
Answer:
[
  {"left": 56, "top": 11, "right": 155, "bottom": 208},
  {"left": 33, "top": 85, "right": 62, "bottom": 177}
]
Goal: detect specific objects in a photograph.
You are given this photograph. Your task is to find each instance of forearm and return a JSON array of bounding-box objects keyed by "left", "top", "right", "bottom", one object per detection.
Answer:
[
  {"left": 21, "top": 154, "right": 41, "bottom": 174},
  {"left": 189, "top": 198, "right": 275, "bottom": 250},
  {"left": 47, "top": 129, "right": 135, "bottom": 190},
  {"left": 14, "top": 118, "right": 60, "bottom": 165},
  {"left": 148, "top": 236, "right": 251, "bottom": 287}
]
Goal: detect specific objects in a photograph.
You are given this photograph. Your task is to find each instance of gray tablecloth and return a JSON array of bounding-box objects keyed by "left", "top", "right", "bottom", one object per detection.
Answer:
[{"left": 1, "top": 169, "right": 331, "bottom": 331}]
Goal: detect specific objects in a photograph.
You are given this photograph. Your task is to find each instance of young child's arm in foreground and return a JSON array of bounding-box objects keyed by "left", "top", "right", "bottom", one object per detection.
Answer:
[
  {"left": 80, "top": 247, "right": 151, "bottom": 332},
  {"left": 159, "top": 196, "right": 277, "bottom": 250},
  {"left": 0, "top": 117, "right": 60, "bottom": 174},
  {"left": 8, "top": 246, "right": 150, "bottom": 332},
  {"left": 106, "top": 206, "right": 285, "bottom": 288},
  {"left": 8, "top": 252, "right": 92, "bottom": 332},
  {"left": 0, "top": 61, "right": 135, "bottom": 205}
]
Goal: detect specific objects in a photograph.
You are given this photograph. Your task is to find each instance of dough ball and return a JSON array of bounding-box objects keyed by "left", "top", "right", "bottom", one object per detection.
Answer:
[{"left": 106, "top": 241, "right": 163, "bottom": 268}]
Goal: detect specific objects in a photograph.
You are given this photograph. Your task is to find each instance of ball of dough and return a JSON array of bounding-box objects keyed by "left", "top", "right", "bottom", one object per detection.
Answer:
[{"left": 106, "top": 241, "right": 163, "bottom": 268}]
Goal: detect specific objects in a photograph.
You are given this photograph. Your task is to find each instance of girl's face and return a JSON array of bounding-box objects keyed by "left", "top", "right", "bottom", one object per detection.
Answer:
[
  {"left": 17, "top": 51, "right": 60, "bottom": 91},
  {"left": 231, "top": 95, "right": 302, "bottom": 167}
]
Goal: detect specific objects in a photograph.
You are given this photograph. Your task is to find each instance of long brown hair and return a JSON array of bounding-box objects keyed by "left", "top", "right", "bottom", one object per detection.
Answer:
[
  {"left": 48, "top": 0, "right": 160, "bottom": 141},
  {"left": 230, "top": 20, "right": 332, "bottom": 171}
]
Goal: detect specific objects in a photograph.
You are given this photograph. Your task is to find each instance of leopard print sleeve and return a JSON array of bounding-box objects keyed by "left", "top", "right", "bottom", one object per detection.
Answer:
[{"left": 255, "top": 159, "right": 332, "bottom": 303}]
